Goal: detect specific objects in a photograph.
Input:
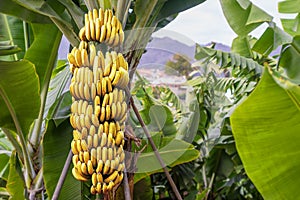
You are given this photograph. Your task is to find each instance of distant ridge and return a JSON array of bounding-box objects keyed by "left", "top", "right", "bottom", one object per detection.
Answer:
[{"left": 138, "top": 37, "right": 230, "bottom": 69}]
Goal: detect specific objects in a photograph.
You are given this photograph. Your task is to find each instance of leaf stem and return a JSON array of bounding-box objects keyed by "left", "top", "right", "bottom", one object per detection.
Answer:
[
  {"left": 23, "top": 21, "right": 30, "bottom": 51},
  {"left": 3, "top": 15, "right": 18, "bottom": 61},
  {"left": 52, "top": 149, "right": 73, "bottom": 200},
  {"left": 129, "top": 96, "right": 183, "bottom": 200},
  {"left": 0, "top": 87, "right": 35, "bottom": 188}
]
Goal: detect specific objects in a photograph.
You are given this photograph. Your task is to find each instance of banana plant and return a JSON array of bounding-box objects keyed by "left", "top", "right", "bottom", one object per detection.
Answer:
[
  {"left": 218, "top": 0, "right": 300, "bottom": 199},
  {"left": 0, "top": 0, "right": 207, "bottom": 199}
]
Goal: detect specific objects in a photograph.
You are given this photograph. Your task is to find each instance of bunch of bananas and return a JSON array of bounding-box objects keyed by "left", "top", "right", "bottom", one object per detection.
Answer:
[
  {"left": 67, "top": 8, "right": 129, "bottom": 195},
  {"left": 78, "top": 8, "right": 124, "bottom": 47}
]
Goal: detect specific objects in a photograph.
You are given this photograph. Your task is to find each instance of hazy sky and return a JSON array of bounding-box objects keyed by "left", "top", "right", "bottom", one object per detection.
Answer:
[{"left": 154, "top": 0, "right": 285, "bottom": 46}]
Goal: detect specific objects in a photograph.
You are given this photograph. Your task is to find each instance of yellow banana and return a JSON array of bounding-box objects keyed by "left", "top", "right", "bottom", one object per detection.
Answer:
[
  {"left": 88, "top": 160, "right": 94, "bottom": 175},
  {"left": 84, "top": 115, "right": 91, "bottom": 129},
  {"left": 75, "top": 48, "right": 82, "bottom": 67},
  {"left": 72, "top": 167, "right": 88, "bottom": 182},
  {"left": 114, "top": 172, "right": 124, "bottom": 185},
  {"left": 78, "top": 82, "right": 85, "bottom": 99},
  {"left": 97, "top": 146, "right": 102, "bottom": 161},
  {"left": 79, "top": 27, "right": 86, "bottom": 41},
  {"left": 106, "top": 77, "right": 112, "bottom": 93},
  {"left": 98, "top": 51, "right": 105, "bottom": 71},
  {"left": 103, "top": 160, "right": 110, "bottom": 175},
  {"left": 98, "top": 124, "right": 104, "bottom": 136},
  {"left": 112, "top": 33, "right": 120, "bottom": 47},
  {"left": 104, "top": 52, "right": 112, "bottom": 76},
  {"left": 105, "top": 105, "right": 111, "bottom": 121},
  {"left": 87, "top": 135, "right": 93, "bottom": 149},
  {"left": 92, "top": 172, "right": 97, "bottom": 186},
  {"left": 76, "top": 139, "right": 82, "bottom": 153},
  {"left": 68, "top": 53, "right": 76, "bottom": 66},
  {"left": 96, "top": 182, "right": 102, "bottom": 194},
  {"left": 91, "top": 148, "right": 97, "bottom": 167},
  {"left": 120, "top": 151, "right": 125, "bottom": 163},
  {"left": 88, "top": 10, "right": 93, "bottom": 22},
  {"left": 81, "top": 49, "right": 89, "bottom": 67},
  {"left": 102, "top": 182, "right": 108, "bottom": 194},
  {"left": 81, "top": 162, "right": 88, "bottom": 175},
  {"left": 115, "top": 131, "right": 124, "bottom": 146},
  {"left": 107, "top": 181, "right": 115, "bottom": 191},
  {"left": 108, "top": 26, "right": 116, "bottom": 45},
  {"left": 81, "top": 127, "right": 88, "bottom": 140},
  {"left": 111, "top": 71, "right": 121, "bottom": 86},
  {"left": 103, "top": 121, "right": 109, "bottom": 134},
  {"left": 107, "top": 132, "right": 113, "bottom": 147},
  {"left": 72, "top": 154, "right": 79, "bottom": 166},
  {"left": 89, "top": 125, "right": 96, "bottom": 136},
  {"left": 109, "top": 122, "right": 116, "bottom": 137},
  {"left": 93, "top": 56, "right": 99, "bottom": 82},
  {"left": 90, "top": 185, "right": 96, "bottom": 195},
  {"left": 83, "top": 83, "right": 90, "bottom": 100},
  {"left": 109, "top": 160, "right": 116, "bottom": 174},
  {"left": 99, "top": 24, "right": 106, "bottom": 42},
  {"left": 94, "top": 106, "right": 100, "bottom": 119},
  {"left": 73, "top": 130, "right": 81, "bottom": 140},
  {"left": 85, "top": 16, "right": 90, "bottom": 41},
  {"left": 99, "top": 106, "right": 106, "bottom": 122},
  {"left": 102, "top": 93, "right": 109, "bottom": 107},
  {"left": 81, "top": 139, "right": 88, "bottom": 151},
  {"left": 104, "top": 170, "right": 118, "bottom": 183},
  {"left": 90, "top": 20, "right": 95, "bottom": 40},
  {"left": 91, "top": 114, "right": 99, "bottom": 127},
  {"left": 117, "top": 162, "right": 125, "bottom": 172},
  {"left": 99, "top": 8, "right": 104, "bottom": 24},
  {"left": 108, "top": 148, "right": 113, "bottom": 161},
  {"left": 89, "top": 43, "right": 96, "bottom": 67},
  {"left": 95, "top": 18, "right": 101, "bottom": 41},
  {"left": 86, "top": 105, "right": 93, "bottom": 118},
  {"left": 96, "top": 159, "right": 104, "bottom": 173},
  {"left": 102, "top": 147, "right": 107, "bottom": 163},
  {"left": 97, "top": 173, "right": 104, "bottom": 183},
  {"left": 79, "top": 151, "right": 84, "bottom": 162},
  {"left": 93, "top": 134, "right": 99, "bottom": 148},
  {"left": 101, "top": 77, "right": 107, "bottom": 96},
  {"left": 83, "top": 151, "right": 90, "bottom": 163},
  {"left": 92, "top": 8, "right": 98, "bottom": 21}
]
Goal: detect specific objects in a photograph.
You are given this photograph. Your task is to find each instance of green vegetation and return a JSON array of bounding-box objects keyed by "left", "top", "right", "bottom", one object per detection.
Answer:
[{"left": 0, "top": 0, "right": 299, "bottom": 199}]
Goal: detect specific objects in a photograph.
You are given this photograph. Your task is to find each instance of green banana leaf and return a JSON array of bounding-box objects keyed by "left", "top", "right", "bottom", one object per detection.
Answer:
[
  {"left": 6, "top": 151, "right": 25, "bottom": 200},
  {"left": 155, "top": 0, "right": 206, "bottom": 23},
  {"left": 0, "top": 60, "right": 40, "bottom": 137},
  {"left": 43, "top": 119, "right": 80, "bottom": 200},
  {"left": 279, "top": 36, "right": 300, "bottom": 82},
  {"left": 231, "top": 69, "right": 300, "bottom": 199},
  {"left": 0, "top": 0, "right": 51, "bottom": 23},
  {"left": 219, "top": 0, "right": 272, "bottom": 36},
  {"left": 24, "top": 23, "right": 62, "bottom": 87},
  {"left": 134, "top": 134, "right": 200, "bottom": 183}
]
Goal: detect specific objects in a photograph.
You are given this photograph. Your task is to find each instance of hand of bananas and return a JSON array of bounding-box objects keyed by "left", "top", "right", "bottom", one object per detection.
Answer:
[{"left": 67, "top": 8, "right": 128, "bottom": 195}]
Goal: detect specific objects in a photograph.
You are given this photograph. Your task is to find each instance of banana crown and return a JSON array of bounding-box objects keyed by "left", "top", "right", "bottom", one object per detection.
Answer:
[{"left": 67, "top": 8, "right": 129, "bottom": 195}]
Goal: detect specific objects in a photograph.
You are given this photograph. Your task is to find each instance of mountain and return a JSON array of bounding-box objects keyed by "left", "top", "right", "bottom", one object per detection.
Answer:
[
  {"left": 138, "top": 37, "right": 231, "bottom": 70},
  {"left": 138, "top": 37, "right": 195, "bottom": 69}
]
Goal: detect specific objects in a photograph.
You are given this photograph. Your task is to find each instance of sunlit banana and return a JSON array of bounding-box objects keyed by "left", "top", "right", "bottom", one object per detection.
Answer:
[
  {"left": 92, "top": 172, "right": 97, "bottom": 186},
  {"left": 72, "top": 167, "right": 88, "bottom": 182},
  {"left": 104, "top": 170, "right": 118, "bottom": 183},
  {"left": 103, "top": 160, "right": 110, "bottom": 175},
  {"left": 87, "top": 160, "right": 94, "bottom": 175}
]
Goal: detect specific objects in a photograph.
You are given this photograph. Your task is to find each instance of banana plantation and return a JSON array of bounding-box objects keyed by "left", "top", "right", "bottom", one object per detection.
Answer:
[{"left": 0, "top": 0, "right": 299, "bottom": 199}]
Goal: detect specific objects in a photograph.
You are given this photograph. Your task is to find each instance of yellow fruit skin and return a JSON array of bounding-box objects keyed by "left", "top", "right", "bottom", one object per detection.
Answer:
[{"left": 69, "top": 8, "right": 128, "bottom": 195}]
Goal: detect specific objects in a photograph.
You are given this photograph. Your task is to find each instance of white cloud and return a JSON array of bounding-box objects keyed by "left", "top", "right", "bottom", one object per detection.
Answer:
[{"left": 155, "top": 0, "right": 285, "bottom": 45}]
